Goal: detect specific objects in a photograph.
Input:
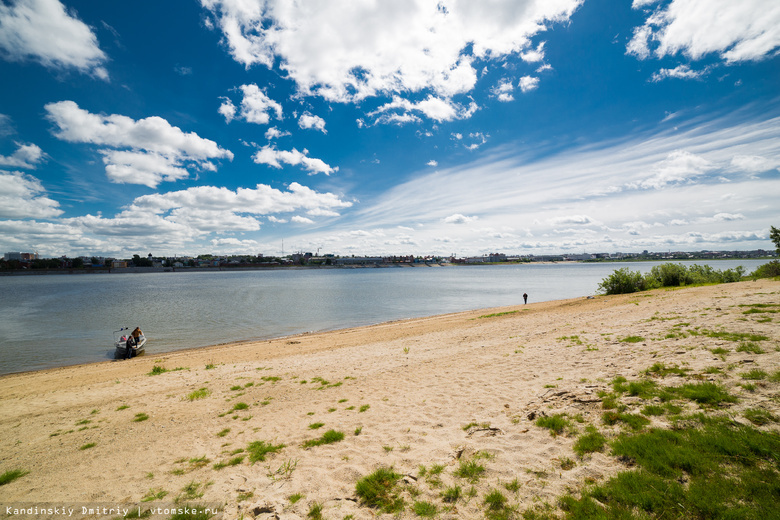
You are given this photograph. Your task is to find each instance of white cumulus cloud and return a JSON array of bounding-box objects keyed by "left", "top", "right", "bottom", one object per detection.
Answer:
[
  {"left": 0, "top": 170, "right": 62, "bottom": 218},
  {"left": 201, "top": 0, "right": 583, "bottom": 117},
  {"left": 518, "top": 75, "right": 540, "bottom": 93},
  {"left": 369, "top": 95, "right": 478, "bottom": 124},
  {"left": 45, "top": 100, "right": 233, "bottom": 188},
  {"left": 221, "top": 84, "right": 283, "bottom": 124},
  {"left": 628, "top": 0, "right": 780, "bottom": 63},
  {"left": 444, "top": 213, "right": 478, "bottom": 224},
  {"left": 298, "top": 112, "right": 327, "bottom": 133},
  {"left": 252, "top": 145, "right": 338, "bottom": 175},
  {"left": 0, "top": 0, "right": 108, "bottom": 78},
  {"left": 0, "top": 142, "right": 45, "bottom": 169}
]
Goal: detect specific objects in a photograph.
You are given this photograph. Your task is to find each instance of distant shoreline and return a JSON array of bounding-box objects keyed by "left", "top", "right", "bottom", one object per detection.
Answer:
[{"left": 1, "top": 256, "right": 772, "bottom": 276}]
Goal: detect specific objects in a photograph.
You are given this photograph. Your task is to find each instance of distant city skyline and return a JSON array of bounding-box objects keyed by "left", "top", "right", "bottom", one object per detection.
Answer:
[{"left": 1, "top": 1, "right": 779, "bottom": 258}]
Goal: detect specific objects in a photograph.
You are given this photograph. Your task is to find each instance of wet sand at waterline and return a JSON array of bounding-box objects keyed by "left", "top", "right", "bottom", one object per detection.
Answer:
[{"left": 1, "top": 280, "right": 778, "bottom": 519}]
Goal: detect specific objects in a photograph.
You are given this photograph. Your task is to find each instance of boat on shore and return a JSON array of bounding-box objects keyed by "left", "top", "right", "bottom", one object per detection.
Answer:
[{"left": 114, "top": 327, "right": 146, "bottom": 359}]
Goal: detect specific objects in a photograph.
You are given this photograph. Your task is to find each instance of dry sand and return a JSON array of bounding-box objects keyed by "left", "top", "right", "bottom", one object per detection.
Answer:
[{"left": 1, "top": 280, "right": 779, "bottom": 519}]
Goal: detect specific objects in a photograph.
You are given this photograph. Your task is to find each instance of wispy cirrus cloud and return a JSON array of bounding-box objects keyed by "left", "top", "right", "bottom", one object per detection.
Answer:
[{"left": 288, "top": 112, "right": 780, "bottom": 255}]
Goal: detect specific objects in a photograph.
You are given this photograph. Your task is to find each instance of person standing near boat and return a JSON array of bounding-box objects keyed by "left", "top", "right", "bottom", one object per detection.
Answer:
[
  {"left": 124, "top": 327, "right": 143, "bottom": 359},
  {"left": 523, "top": 293, "right": 528, "bottom": 304}
]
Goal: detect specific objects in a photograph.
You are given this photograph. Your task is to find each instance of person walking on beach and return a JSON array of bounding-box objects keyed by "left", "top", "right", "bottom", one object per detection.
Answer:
[{"left": 523, "top": 293, "right": 528, "bottom": 304}]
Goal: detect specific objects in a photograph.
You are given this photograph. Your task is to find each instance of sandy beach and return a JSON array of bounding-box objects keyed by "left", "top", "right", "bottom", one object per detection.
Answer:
[{"left": 1, "top": 279, "right": 778, "bottom": 519}]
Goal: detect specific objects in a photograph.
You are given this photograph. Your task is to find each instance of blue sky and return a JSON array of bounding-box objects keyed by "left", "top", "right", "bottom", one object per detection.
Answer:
[{"left": 1, "top": 0, "right": 778, "bottom": 258}]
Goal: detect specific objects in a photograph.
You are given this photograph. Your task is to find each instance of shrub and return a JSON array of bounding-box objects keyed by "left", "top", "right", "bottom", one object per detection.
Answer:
[
  {"left": 598, "top": 268, "right": 655, "bottom": 295},
  {"left": 599, "top": 263, "right": 747, "bottom": 295},
  {"left": 749, "top": 260, "right": 780, "bottom": 279}
]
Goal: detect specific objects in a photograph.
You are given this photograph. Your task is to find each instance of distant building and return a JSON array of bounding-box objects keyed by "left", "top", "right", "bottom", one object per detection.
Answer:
[{"left": 4, "top": 252, "right": 38, "bottom": 261}]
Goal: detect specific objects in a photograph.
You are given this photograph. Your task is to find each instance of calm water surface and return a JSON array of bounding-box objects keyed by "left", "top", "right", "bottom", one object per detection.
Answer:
[{"left": 0, "top": 260, "right": 764, "bottom": 374}]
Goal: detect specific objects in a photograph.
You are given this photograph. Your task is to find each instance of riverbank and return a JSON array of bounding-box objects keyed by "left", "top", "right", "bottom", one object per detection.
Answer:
[{"left": 1, "top": 280, "right": 778, "bottom": 519}]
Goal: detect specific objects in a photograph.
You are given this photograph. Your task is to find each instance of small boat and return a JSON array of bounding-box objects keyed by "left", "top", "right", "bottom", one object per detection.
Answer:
[{"left": 114, "top": 327, "right": 146, "bottom": 359}]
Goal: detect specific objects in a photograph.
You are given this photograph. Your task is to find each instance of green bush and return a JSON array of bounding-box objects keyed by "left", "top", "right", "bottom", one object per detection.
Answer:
[
  {"left": 750, "top": 260, "right": 780, "bottom": 279},
  {"left": 598, "top": 267, "right": 656, "bottom": 295},
  {"left": 599, "top": 263, "right": 746, "bottom": 295}
]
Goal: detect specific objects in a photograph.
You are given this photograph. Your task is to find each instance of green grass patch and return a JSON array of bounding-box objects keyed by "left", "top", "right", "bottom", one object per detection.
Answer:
[
  {"left": 308, "top": 422, "right": 325, "bottom": 429},
  {"left": 560, "top": 418, "right": 780, "bottom": 519},
  {"left": 477, "top": 310, "right": 519, "bottom": 319},
  {"left": 741, "top": 368, "right": 768, "bottom": 380},
  {"left": 602, "top": 411, "right": 651, "bottom": 431},
  {"left": 359, "top": 404, "right": 370, "bottom": 412},
  {"left": 216, "top": 428, "right": 230, "bottom": 437},
  {"left": 644, "top": 362, "right": 688, "bottom": 378},
  {"left": 134, "top": 413, "right": 149, "bottom": 422},
  {"left": 737, "top": 342, "right": 766, "bottom": 354},
  {"left": 743, "top": 408, "right": 778, "bottom": 426},
  {"left": 147, "top": 365, "right": 168, "bottom": 376},
  {"left": 620, "top": 335, "right": 645, "bottom": 343},
  {"left": 454, "top": 459, "right": 486, "bottom": 482},
  {"left": 700, "top": 329, "right": 769, "bottom": 342},
  {"left": 231, "top": 402, "right": 249, "bottom": 411},
  {"left": 484, "top": 489, "right": 508, "bottom": 510},
  {"left": 307, "top": 502, "right": 323, "bottom": 520},
  {"left": 355, "top": 467, "right": 404, "bottom": 513},
  {"left": 212, "top": 455, "right": 244, "bottom": 470},
  {"left": 0, "top": 469, "right": 28, "bottom": 486},
  {"left": 668, "top": 382, "right": 737, "bottom": 406},
  {"left": 441, "top": 485, "right": 461, "bottom": 503},
  {"left": 302, "top": 429, "right": 345, "bottom": 448},
  {"left": 186, "top": 387, "right": 211, "bottom": 401},
  {"left": 412, "top": 500, "right": 438, "bottom": 517},
  {"left": 504, "top": 478, "right": 521, "bottom": 492},
  {"left": 535, "top": 413, "right": 574, "bottom": 436},
  {"left": 246, "top": 440, "right": 285, "bottom": 463},
  {"left": 573, "top": 425, "right": 607, "bottom": 457},
  {"left": 79, "top": 442, "right": 96, "bottom": 450},
  {"left": 141, "top": 488, "right": 168, "bottom": 502}
]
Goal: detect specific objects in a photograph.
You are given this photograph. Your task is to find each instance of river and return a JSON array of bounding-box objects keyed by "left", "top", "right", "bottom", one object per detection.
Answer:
[{"left": 0, "top": 260, "right": 765, "bottom": 375}]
